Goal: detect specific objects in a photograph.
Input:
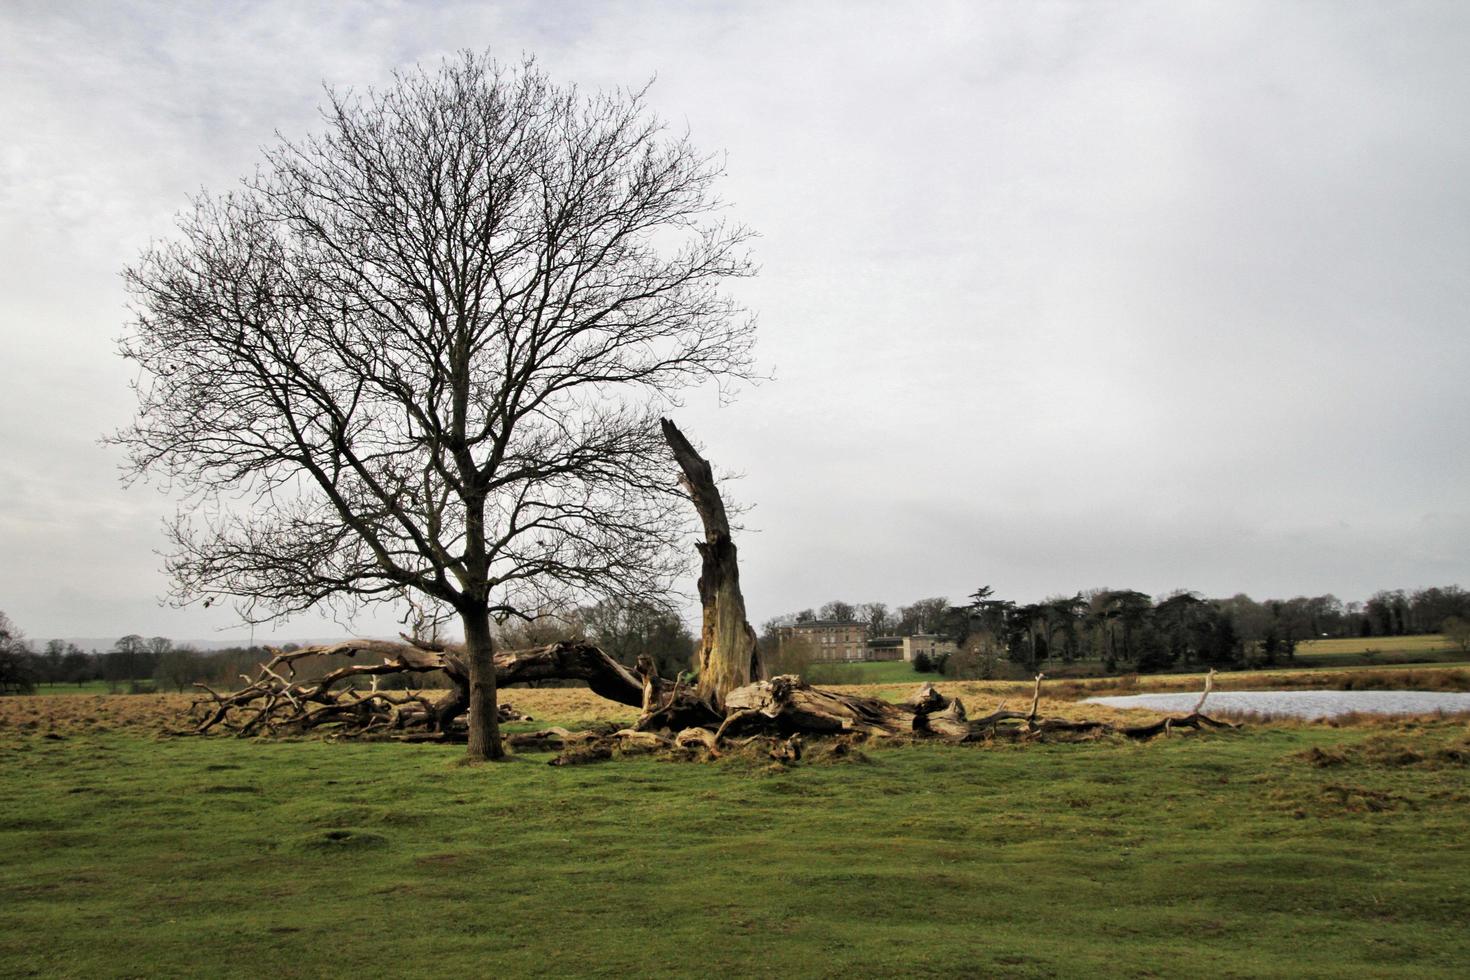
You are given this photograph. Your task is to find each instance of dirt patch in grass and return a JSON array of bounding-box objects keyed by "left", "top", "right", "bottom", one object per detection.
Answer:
[
  {"left": 299, "top": 829, "right": 389, "bottom": 851},
  {"left": 1319, "top": 783, "right": 1410, "bottom": 813},
  {"left": 1294, "top": 733, "right": 1470, "bottom": 769}
]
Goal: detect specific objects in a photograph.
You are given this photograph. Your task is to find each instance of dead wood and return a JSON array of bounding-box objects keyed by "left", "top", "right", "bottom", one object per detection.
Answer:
[
  {"left": 1114, "top": 669, "right": 1239, "bottom": 738},
  {"left": 188, "top": 638, "right": 663, "bottom": 738},
  {"left": 661, "top": 418, "right": 761, "bottom": 707},
  {"left": 187, "top": 635, "right": 1237, "bottom": 760}
]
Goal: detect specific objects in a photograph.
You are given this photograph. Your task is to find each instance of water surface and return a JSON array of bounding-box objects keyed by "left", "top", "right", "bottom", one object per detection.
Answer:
[{"left": 1084, "top": 689, "right": 1470, "bottom": 720}]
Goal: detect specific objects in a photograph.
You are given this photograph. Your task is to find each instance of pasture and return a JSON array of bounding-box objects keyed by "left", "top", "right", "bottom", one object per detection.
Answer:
[
  {"left": 1295, "top": 634, "right": 1463, "bottom": 667},
  {"left": 2, "top": 681, "right": 1469, "bottom": 978}
]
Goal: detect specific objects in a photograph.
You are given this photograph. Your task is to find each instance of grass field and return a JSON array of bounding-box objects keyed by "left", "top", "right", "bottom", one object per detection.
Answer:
[
  {"left": 1299, "top": 634, "right": 1453, "bottom": 656},
  {"left": 32, "top": 681, "right": 124, "bottom": 696},
  {"left": 1295, "top": 634, "right": 1463, "bottom": 668},
  {"left": 3, "top": 683, "right": 1470, "bottom": 977},
  {"left": 824, "top": 659, "right": 925, "bottom": 684}
]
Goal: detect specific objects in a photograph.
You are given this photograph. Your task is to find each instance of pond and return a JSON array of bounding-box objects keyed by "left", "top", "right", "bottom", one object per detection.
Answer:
[{"left": 1083, "top": 689, "right": 1470, "bottom": 720}]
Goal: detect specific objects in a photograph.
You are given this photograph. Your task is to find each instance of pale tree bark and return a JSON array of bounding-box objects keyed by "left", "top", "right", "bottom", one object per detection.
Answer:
[{"left": 660, "top": 418, "right": 760, "bottom": 707}]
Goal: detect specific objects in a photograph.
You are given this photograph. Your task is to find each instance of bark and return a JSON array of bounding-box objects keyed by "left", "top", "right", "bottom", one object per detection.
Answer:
[
  {"left": 661, "top": 418, "right": 760, "bottom": 707},
  {"left": 463, "top": 607, "right": 504, "bottom": 761},
  {"left": 722, "top": 675, "right": 924, "bottom": 738}
]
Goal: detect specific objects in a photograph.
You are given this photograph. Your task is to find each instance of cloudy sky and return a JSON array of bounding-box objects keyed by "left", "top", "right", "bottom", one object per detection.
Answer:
[{"left": 2, "top": 0, "right": 1468, "bottom": 642}]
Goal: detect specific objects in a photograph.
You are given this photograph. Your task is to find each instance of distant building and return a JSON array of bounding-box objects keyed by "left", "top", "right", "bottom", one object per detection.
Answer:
[
  {"left": 776, "top": 622, "right": 959, "bottom": 664},
  {"left": 865, "top": 636, "right": 904, "bottom": 662},
  {"left": 900, "top": 633, "right": 957, "bottom": 663},
  {"left": 777, "top": 620, "right": 868, "bottom": 662}
]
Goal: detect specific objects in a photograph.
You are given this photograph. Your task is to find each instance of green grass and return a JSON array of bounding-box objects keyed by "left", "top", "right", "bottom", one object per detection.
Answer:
[
  {"left": 1295, "top": 635, "right": 1464, "bottom": 669},
  {"left": 4, "top": 722, "right": 1469, "bottom": 977},
  {"left": 32, "top": 681, "right": 119, "bottom": 696},
  {"left": 822, "top": 659, "right": 926, "bottom": 684},
  {"left": 1300, "top": 635, "right": 1453, "bottom": 656}
]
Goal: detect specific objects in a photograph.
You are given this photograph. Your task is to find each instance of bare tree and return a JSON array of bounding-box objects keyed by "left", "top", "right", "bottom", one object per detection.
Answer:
[
  {"left": 115, "top": 53, "right": 756, "bottom": 760},
  {"left": 818, "top": 600, "right": 856, "bottom": 622},
  {"left": 0, "top": 612, "right": 39, "bottom": 696}
]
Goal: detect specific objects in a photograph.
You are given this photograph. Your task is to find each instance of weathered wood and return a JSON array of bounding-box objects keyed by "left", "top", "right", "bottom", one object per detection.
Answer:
[
  {"left": 188, "top": 638, "right": 657, "bottom": 737},
  {"left": 661, "top": 418, "right": 761, "bottom": 707},
  {"left": 723, "top": 675, "right": 916, "bottom": 736}
]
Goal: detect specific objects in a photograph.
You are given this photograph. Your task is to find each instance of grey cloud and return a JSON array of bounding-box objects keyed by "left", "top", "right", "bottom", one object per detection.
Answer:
[{"left": 2, "top": 0, "right": 1466, "bottom": 639}]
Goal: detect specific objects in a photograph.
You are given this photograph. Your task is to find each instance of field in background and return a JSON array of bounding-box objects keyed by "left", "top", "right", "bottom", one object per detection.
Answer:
[
  {"left": 33, "top": 681, "right": 131, "bottom": 696},
  {"left": 1300, "top": 634, "right": 1452, "bottom": 655},
  {"left": 3, "top": 696, "right": 1469, "bottom": 977},
  {"left": 822, "top": 659, "right": 923, "bottom": 684},
  {"left": 1295, "top": 633, "right": 1462, "bottom": 667}
]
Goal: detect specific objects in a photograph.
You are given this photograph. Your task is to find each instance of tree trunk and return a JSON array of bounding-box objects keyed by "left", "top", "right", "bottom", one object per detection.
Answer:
[
  {"left": 661, "top": 418, "right": 760, "bottom": 707},
  {"left": 462, "top": 606, "right": 504, "bottom": 761}
]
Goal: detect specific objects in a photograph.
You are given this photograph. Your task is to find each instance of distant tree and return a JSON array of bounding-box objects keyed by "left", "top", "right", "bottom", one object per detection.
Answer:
[
  {"left": 106, "top": 634, "right": 152, "bottom": 691},
  {"left": 0, "top": 612, "right": 40, "bottom": 695},
  {"left": 1216, "top": 594, "right": 1270, "bottom": 666},
  {"left": 1410, "top": 587, "right": 1470, "bottom": 634},
  {"left": 818, "top": 600, "right": 856, "bottom": 622},
  {"left": 147, "top": 636, "right": 173, "bottom": 657},
  {"left": 1364, "top": 590, "right": 1409, "bottom": 636},
  {"left": 944, "top": 629, "right": 1005, "bottom": 680},
  {"left": 1279, "top": 598, "right": 1313, "bottom": 656},
  {"left": 1088, "top": 590, "right": 1153, "bottom": 671},
  {"left": 765, "top": 633, "right": 817, "bottom": 678},
  {"left": 1305, "top": 594, "right": 1345, "bottom": 637},
  {"left": 1155, "top": 591, "right": 1207, "bottom": 667},
  {"left": 966, "top": 588, "right": 1015, "bottom": 642},
  {"left": 1009, "top": 603, "right": 1051, "bottom": 672},
  {"left": 794, "top": 609, "right": 817, "bottom": 624},
  {"left": 115, "top": 634, "right": 146, "bottom": 655},
  {"left": 152, "top": 647, "right": 202, "bottom": 693},
  {"left": 1443, "top": 616, "right": 1470, "bottom": 656},
  {"left": 42, "top": 639, "right": 66, "bottom": 684},
  {"left": 60, "top": 646, "right": 93, "bottom": 686},
  {"left": 755, "top": 616, "right": 788, "bottom": 664},
  {"left": 857, "top": 602, "right": 891, "bottom": 636},
  {"left": 895, "top": 597, "right": 950, "bottom": 635},
  {"left": 911, "top": 651, "right": 933, "bottom": 673},
  {"left": 581, "top": 599, "right": 695, "bottom": 680},
  {"left": 1043, "top": 594, "right": 1087, "bottom": 663},
  {"left": 114, "top": 53, "right": 756, "bottom": 760}
]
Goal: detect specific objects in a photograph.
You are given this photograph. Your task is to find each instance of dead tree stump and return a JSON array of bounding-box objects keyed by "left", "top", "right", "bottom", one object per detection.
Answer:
[{"left": 661, "top": 418, "right": 761, "bottom": 708}]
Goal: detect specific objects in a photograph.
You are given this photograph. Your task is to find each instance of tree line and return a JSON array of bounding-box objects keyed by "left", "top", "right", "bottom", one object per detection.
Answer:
[
  {"left": 5, "top": 585, "right": 1468, "bottom": 696},
  {"left": 760, "top": 586, "right": 1470, "bottom": 677}
]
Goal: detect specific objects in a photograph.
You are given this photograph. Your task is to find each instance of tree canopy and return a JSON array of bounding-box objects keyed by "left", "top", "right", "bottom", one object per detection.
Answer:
[{"left": 115, "top": 52, "right": 756, "bottom": 758}]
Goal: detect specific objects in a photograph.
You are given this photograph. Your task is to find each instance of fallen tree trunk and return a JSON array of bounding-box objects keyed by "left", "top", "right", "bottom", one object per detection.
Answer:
[
  {"left": 188, "top": 633, "right": 1236, "bottom": 756},
  {"left": 187, "top": 637, "right": 671, "bottom": 737}
]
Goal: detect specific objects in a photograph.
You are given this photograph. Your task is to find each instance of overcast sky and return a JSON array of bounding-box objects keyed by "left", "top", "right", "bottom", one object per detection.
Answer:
[{"left": 2, "top": 0, "right": 1468, "bottom": 642}]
